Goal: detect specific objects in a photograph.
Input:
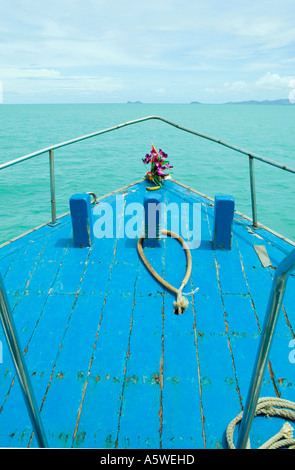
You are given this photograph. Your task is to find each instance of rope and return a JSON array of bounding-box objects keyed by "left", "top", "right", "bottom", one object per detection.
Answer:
[
  {"left": 137, "top": 229, "right": 199, "bottom": 315},
  {"left": 226, "top": 397, "right": 295, "bottom": 449}
]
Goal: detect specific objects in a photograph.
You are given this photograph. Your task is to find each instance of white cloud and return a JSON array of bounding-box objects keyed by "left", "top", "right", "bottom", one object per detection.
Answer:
[
  {"left": 207, "top": 73, "right": 295, "bottom": 95},
  {"left": 242, "top": 62, "right": 286, "bottom": 72},
  {"left": 1, "top": 0, "right": 295, "bottom": 102},
  {"left": 282, "top": 58, "right": 295, "bottom": 63},
  {"left": 223, "top": 81, "right": 248, "bottom": 92},
  {"left": 0, "top": 68, "right": 61, "bottom": 79},
  {"left": 156, "top": 88, "right": 166, "bottom": 94},
  {"left": 255, "top": 72, "right": 295, "bottom": 90},
  {"left": 1, "top": 67, "right": 125, "bottom": 101}
]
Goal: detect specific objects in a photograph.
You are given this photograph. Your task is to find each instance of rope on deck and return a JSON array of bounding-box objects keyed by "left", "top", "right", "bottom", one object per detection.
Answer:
[
  {"left": 137, "top": 229, "right": 199, "bottom": 315},
  {"left": 226, "top": 397, "right": 295, "bottom": 449}
]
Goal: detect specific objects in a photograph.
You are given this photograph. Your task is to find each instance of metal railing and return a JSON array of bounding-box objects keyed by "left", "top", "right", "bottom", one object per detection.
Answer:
[
  {"left": 1, "top": 115, "right": 295, "bottom": 228},
  {"left": 237, "top": 248, "right": 295, "bottom": 449},
  {"left": 1, "top": 116, "right": 295, "bottom": 449},
  {"left": 0, "top": 275, "right": 48, "bottom": 447}
]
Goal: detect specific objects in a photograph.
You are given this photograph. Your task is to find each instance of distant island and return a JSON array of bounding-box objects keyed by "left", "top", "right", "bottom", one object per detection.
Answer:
[
  {"left": 189, "top": 99, "right": 292, "bottom": 105},
  {"left": 224, "top": 99, "right": 292, "bottom": 105},
  {"left": 124, "top": 99, "right": 293, "bottom": 105}
]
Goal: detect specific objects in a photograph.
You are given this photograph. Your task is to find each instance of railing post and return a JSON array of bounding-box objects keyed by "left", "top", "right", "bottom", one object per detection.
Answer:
[
  {"left": 0, "top": 275, "right": 48, "bottom": 448},
  {"left": 249, "top": 156, "right": 257, "bottom": 228},
  {"left": 49, "top": 149, "right": 57, "bottom": 226},
  {"left": 236, "top": 248, "right": 295, "bottom": 449}
]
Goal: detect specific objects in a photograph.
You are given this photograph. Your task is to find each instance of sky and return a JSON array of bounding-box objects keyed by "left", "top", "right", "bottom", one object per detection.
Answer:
[{"left": 1, "top": 0, "right": 295, "bottom": 104}]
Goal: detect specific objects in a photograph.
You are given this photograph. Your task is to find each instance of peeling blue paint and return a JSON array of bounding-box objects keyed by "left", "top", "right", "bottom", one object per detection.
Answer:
[{"left": 0, "top": 179, "right": 294, "bottom": 449}]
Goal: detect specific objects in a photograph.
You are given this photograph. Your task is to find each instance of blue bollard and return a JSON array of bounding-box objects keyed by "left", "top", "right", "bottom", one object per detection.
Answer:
[
  {"left": 69, "top": 193, "right": 94, "bottom": 248},
  {"left": 143, "top": 189, "right": 164, "bottom": 247},
  {"left": 213, "top": 195, "right": 235, "bottom": 250}
]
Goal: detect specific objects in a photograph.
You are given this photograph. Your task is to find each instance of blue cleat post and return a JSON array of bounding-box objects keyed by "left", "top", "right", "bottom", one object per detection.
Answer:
[
  {"left": 213, "top": 195, "right": 235, "bottom": 250},
  {"left": 70, "top": 193, "right": 94, "bottom": 248},
  {"left": 143, "top": 189, "right": 164, "bottom": 247}
]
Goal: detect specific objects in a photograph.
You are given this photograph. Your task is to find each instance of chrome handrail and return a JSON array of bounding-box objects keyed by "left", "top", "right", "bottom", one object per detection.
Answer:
[
  {"left": 0, "top": 275, "right": 48, "bottom": 447},
  {"left": 0, "top": 116, "right": 295, "bottom": 449},
  {"left": 237, "top": 248, "right": 295, "bottom": 449},
  {"left": 0, "top": 116, "right": 295, "bottom": 228}
]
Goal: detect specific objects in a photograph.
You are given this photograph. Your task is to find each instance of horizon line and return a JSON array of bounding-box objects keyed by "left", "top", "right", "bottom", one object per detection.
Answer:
[{"left": 0, "top": 98, "right": 293, "bottom": 106}]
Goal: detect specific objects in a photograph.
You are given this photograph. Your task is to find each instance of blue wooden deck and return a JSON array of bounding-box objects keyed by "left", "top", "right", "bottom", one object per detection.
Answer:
[{"left": 0, "top": 179, "right": 294, "bottom": 449}]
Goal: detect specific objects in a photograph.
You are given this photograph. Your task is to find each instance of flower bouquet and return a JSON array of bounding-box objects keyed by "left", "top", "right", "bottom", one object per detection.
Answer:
[{"left": 142, "top": 143, "right": 173, "bottom": 188}]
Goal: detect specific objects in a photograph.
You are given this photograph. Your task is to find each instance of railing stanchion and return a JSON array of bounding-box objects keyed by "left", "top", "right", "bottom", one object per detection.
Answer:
[
  {"left": 49, "top": 149, "right": 57, "bottom": 225},
  {"left": 249, "top": 155, "right": 257, "bottom": 228},
  {"left": 0, "top": 275, "right": 48, "bottom": 448}
]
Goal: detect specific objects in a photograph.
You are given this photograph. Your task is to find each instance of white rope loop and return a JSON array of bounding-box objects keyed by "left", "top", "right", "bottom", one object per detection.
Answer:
[
  {"left": 137, "top": 230, "right": 199, "bottom": 315},
  {"left": 226, "top": 397, "right": 295, "bottom": 449}
]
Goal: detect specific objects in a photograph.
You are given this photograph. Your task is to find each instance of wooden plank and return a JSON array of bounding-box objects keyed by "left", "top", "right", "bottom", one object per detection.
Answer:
[
  {"left": 192, "top": 200, "right": 248, "bottom": 447},
  {"left": 0, "top": 292, "right": 48, "bottom": 402},
  {"left": 223, "top": 292, "right": 276, "bottom": 397},
  {"left": 0, "top": 377, "right": 32, "bottom": 446},
  {"left": 35, "top": 234, "right": 118, "bottom": 447},
  {"left": 116, "top": 187, "right": 166, "bottom": 448},
  {"left": 0, "top": 292, "right": 76, "bottom": 447},
  {"left": 50, "top": 244, "right": 90, "bottom": 294},
  {"left": 262, "top": 265, "right": 295, "bottom": 402},
  {"left": 162, "top": 184, "right": 244, "bottom": 448},
  {"left": 197, "top": 333, "right": 241, "bottom": 448},
  {"left": 0, "top": 225, "right": 71, "bottom": 395},
  {"left": 3, "top": 238, "right": 48, "bottom": 301},
  {"left": 159, "top": 191, "right": 202, "bottom": 448},
  {"left": 0, "top": 223, "right": 78, "bottom": 446},
  {"left": 25, "top": 226, "right": 72, "bottom": 295},
  {"left": 0, "top": 231, "right": 70, "bottom": 439},
  {"left": 214, "top": 245, "right": 249, "bottom": 295},
  {"left": 234, "top": 226, "right": 295, "bottom": 403},
  {"left": 161, "top": 303, "right": 204, "bottom": 449},
  {"left": 0, "top": 251, "right": 17, "bottom": 279},
  {"left": 70, "top": 185, "right": 144, "bottom": 448},
  {"left": 116, "top": 292, "right": 163, "bottom": 449},
  {"left": 201, "top": 204, "right": 282, "bottom": 447},
  {"left": 233, "top": 222, "right": 274, "bottom": 324},
  {"left": 71, "top": 287, "right": 137, "bottom": 448}
]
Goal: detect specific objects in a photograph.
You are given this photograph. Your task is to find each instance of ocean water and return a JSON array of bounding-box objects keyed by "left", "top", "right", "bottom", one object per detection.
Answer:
[{"left": 0, "top": 103, "right": 294, "bottom": 245}]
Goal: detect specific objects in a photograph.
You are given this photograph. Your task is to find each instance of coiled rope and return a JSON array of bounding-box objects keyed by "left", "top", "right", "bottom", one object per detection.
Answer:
[
  {"left": 137, "top": 229, "right": 199, "bottom": 315},
  {"left": 226, "top": 397, "right": 295, "bottom": 449}
]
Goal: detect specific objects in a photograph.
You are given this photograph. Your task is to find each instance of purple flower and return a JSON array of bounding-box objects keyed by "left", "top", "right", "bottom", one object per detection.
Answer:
[
  {"left": 142, "top": 153, "right": 152, "bottom": 164},
  {"left": 159, "top": 149, "right": 168, "bottom": 159},
  {"left": 163, "top": 163, "right": 173, "bottom": 170},
  {"left": 155, "top": 166, "right": 166, "bottom": 177}
]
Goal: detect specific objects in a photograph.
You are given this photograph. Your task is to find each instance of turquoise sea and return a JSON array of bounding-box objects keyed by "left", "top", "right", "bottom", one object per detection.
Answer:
[{"left": 0, "top": 103, "right": 294, "bottom": 245}]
